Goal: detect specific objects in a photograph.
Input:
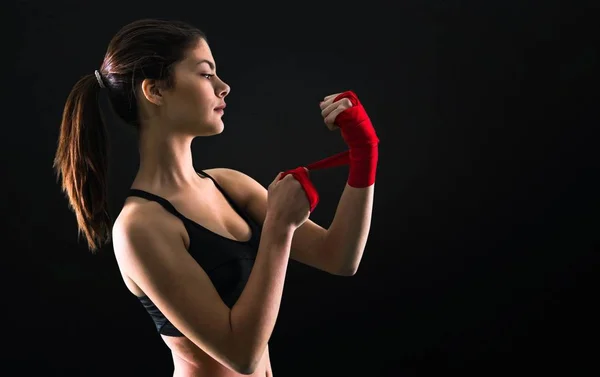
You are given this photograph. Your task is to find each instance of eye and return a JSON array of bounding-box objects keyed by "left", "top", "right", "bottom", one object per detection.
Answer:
[{"left": 201, "top": 73, "right": 214, "bottom": 79}]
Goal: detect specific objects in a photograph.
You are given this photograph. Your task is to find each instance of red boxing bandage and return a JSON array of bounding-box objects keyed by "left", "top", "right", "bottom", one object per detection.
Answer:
[
  {"left": 279, "top": 90, "right": 379, "bottom": 213},
  {"left": 333, "top": 91, "right": 379, "bottom": 188},
  {"left": 279, "top": 167, "right": 320, "bottom": 212}
]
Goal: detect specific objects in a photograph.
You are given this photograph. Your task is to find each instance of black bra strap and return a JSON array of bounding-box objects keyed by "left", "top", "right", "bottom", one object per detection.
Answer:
[
  {"left": 128, "top": 170, "right": 252, "bottom": 226},
  {"left": 197, "top": 170, "right": 247, "bottom": 218},
  {"left": 197, "top": 169, "right": 218, "bottom": 186},
  {"left": 127, "top": 189, "right": 187, "bottom": 221}
]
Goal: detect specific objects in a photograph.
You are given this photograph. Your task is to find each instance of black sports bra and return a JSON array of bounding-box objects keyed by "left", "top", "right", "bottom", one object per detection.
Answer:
[{"left": 128, "top": 170, "right": 262, "bottom": 337}]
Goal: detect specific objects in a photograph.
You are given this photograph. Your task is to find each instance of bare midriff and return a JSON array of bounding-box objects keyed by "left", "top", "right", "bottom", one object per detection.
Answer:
[{"left": 164, "top": 335, "right": 272, "bottom": 377}]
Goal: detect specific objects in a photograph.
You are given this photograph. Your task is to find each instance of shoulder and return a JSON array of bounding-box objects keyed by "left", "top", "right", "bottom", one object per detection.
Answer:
[
  {"left": 202, "top": 168, "right": 264, "bottom": 189},
  {"left": 202, "top": 168, "right": 268, "bottom": 205},
  {"left": 112, "top": 201, "right": 190, "bottom": 283},
  {"left": 112, "top": 198, "right": 183, "bottom": 253},
  {"left": 115, "top": 196, "right": 170, "bottom": 229},
  {"left": 202, "top": 168, "right": 268, "bottom": 222}
]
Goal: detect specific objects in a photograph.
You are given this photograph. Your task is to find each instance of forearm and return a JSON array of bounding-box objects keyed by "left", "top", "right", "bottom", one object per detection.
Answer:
[
  {"left": 230, "top": 217, "right": 293, "bottom": 372},
  {"left": 321, "top": 182, "right": 375, "bottom": 275}
]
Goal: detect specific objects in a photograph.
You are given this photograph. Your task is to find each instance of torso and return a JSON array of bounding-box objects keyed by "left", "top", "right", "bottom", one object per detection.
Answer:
[{"left": 117, "top": 169, "right": 272, "bottom": 377}]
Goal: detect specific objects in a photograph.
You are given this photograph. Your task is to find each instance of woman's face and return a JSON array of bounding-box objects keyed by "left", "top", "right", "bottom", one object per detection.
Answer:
[{"left": 159, "top": 38, "right": 231, "bottom": 136}]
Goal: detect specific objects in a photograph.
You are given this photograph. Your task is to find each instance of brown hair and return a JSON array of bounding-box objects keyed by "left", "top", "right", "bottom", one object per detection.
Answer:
[{"left": 53, "top": 19, "right": 207, "bottom": 252}]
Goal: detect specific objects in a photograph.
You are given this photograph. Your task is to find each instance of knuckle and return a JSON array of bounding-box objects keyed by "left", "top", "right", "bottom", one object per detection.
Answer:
[{"left": 290, "top": 178, "right": 301, "bottom": 188}]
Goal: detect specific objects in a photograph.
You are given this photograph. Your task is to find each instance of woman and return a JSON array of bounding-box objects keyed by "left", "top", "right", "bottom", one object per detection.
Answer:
[{"left": 53, "top": 18, "right": 378, "bottom": 377}]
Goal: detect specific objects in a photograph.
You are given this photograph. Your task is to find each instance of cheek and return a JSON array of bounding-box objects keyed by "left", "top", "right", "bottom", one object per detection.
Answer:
[
  {"left": 169, "top": 80, "right": 213, "bottom": 117},
  {"left": 185, "top": 83, "right": 212, "bottom": 108},
  {"left": 172, "top": 91, "right": 200, "bottom": 115}
]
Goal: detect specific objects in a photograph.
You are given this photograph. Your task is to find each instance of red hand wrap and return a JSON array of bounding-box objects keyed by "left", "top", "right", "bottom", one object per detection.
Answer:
[
  {"left": 279, "top": 167, "right": 320, "bottom": 212},
  {"left": 333, "top": 91, "right": 379, "bottom": 188},
  {"left": 279, "top": 91, "right": 379, "bottom": 213}
]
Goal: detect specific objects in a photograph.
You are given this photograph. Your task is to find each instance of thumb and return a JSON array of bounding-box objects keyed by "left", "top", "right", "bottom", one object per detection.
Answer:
[{"left": 271, "top": 172, "right": 283, "bottom": 186}]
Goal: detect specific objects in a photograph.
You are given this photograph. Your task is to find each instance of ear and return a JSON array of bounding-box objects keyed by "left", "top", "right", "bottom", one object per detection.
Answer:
[{"left": 140, "top": 78, "right": 164, "bottom": 106}]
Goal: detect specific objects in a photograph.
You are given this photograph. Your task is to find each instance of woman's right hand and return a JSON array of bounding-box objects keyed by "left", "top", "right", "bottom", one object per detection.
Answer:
[{"left": 266, "top": 171, "right": 310, "bottom": 230}]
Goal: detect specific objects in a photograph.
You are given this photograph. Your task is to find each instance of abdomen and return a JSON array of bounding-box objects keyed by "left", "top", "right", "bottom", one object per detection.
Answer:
[{"left": 163, "top": 335, "right": 271, "bottom": 376}]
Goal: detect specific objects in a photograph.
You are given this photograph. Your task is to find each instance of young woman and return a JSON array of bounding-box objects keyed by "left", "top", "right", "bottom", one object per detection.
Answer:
[{"left": 54, "top": 18, "right": 378, "bottom": 377}]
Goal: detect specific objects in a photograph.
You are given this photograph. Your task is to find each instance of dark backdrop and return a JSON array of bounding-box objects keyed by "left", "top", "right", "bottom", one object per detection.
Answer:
[{"left": 4, "top": 1, "right": 597, "bottom": 376}]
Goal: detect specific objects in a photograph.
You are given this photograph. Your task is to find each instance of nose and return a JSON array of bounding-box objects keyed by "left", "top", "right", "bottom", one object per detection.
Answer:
[{"left": 217, "top": 78, "right": 230, "bottom": 98}]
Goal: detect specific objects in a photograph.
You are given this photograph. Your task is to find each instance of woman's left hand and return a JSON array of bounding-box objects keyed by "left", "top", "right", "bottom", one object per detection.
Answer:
[{"left": 319, "top": 92, "right": 354, "bottom": 131}]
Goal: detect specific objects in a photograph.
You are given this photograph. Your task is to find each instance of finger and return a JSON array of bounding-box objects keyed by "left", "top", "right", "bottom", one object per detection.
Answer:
[
  {"left": 320, "top": 100, "right": 340, "bottom": 119},
  {"left": 321, "top": 97, "right": 352, "bottom": 121},
  {"left": 319, "top": 93, "right": 341, "bottom": 110},
  {"left": 271, "top": 172, "right": 283, "bottom": 185},
  {"left": 324, "top": 115, "right": 339, "bottom": 130},
  {"left": 323, "top": 93, "right": 341, "bottom": 102},
  {"left": 324, "top": 106, "right": 348, "bottom": 127},
  {"left": 282, "top": 173, "right": 301, "bottom": 187}
]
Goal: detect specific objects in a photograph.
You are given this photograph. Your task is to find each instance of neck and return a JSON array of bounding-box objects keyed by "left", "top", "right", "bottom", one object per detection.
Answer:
[{"left": 134, "top": 125, "right": 199, "bottom": 192}]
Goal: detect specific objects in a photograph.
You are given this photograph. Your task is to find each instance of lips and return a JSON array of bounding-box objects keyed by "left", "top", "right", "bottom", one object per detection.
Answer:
[{"left": 215, "top": 104, "right": 226, "bottom": 111}]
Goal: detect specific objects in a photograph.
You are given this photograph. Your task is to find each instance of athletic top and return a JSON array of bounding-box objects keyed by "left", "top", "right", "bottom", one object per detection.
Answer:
[{"left": 127, "top": 170, "right": 262, "bottom": 337}]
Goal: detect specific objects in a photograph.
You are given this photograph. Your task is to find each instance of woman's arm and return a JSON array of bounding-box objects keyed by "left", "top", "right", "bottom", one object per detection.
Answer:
[
  {"left": 206, "top": 168, "right": 374, "bottom": 276},
  {"left": 112, "top": 205, "right": 294, "bottom": 375},
  {"left": 316, "top": 183, "right": 374, "bottom": 276}
]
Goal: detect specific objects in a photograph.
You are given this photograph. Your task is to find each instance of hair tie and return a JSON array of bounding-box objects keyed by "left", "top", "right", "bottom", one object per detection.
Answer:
[{"left": 94, "top": 70, "right": 106, "bottom": 88}]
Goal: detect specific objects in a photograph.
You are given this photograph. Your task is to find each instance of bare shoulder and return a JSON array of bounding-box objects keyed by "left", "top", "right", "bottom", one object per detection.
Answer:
[
  {"left": 113, "top": 198, "right": 175, "bottom": 236},
  {"left": 202, "top": 167, "right": 264, "bottom": 189},
  {"left": 111, "top": 199, "right": 184, "bottom": 264},
  {"left": 202, "top": 168, "right": 268, "bottom": 212}
]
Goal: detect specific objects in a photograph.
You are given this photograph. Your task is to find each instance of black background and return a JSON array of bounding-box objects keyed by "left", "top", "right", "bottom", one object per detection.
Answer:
[{"left": 4, "top": 1, "right": 598, "bottom": 376}]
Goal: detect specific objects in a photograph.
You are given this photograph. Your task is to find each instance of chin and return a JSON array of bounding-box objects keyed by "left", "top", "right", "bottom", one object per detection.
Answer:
[
  {"left": 213, "top": 126, "right": 225, "bottom": 135},
  {"left": 205, "top": 122, "right": 224, "bottom": 136},
  {"left": 213, "top": 121, "right": 225, "bottom": 134},
  {"left": 192, "top": 118, "right": 224, "bottom": 137}
]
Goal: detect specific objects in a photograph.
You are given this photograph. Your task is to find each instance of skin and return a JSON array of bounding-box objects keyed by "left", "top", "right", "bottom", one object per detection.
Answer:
[{"left": 112, "top": 38, "right": 375, "bottom": 376}]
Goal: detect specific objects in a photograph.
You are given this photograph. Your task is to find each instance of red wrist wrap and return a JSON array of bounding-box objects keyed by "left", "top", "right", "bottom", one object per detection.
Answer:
[{"left": 279, "top": 91, "right": 379, "bottom": 213}]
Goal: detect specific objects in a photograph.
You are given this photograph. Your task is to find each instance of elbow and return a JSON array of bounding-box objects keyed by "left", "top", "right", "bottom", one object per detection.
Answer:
[
  {"left": 236, "top": 345, "right": 267, "bottom": 375},
  {"left": 341, "top": 268, "right": 358, "bottom": 277},
  {"left": 329, "top": 245, "right": 364, "bottom": 276},
  {"left": 332, "top": 264, "right": 358, "bottom": 276},
  {"left": 228, "top": 320, "right": 265, "bottom": 374},
  {"left": 233, "top": 356, "right": 255, "bottom": 375},
  {"left": 237, "top": 354, "right": 261, "bottom": 375},
  {"left": 237, "top": 365, "right": 256, "bottom": 376}
]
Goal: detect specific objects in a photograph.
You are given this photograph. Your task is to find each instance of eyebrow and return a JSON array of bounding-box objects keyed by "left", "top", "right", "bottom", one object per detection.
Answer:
[{"left": 196, "top": 59, "right": 215, "bottom": 70}]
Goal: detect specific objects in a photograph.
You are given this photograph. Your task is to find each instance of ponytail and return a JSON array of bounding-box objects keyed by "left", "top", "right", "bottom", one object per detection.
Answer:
[{"left": 53, "top": 73, "right": 111, "bottom": 253}]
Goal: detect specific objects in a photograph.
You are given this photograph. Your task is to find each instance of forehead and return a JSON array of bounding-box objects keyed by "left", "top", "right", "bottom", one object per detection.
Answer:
[{"left": 184, "top": 38, "right": 214, "bottom": 65}]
